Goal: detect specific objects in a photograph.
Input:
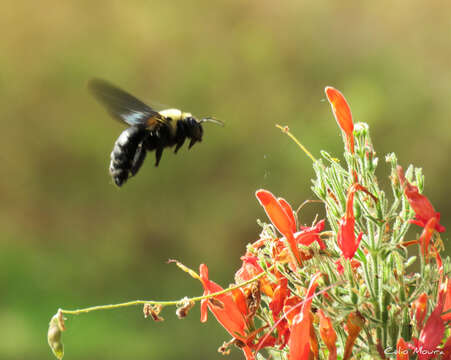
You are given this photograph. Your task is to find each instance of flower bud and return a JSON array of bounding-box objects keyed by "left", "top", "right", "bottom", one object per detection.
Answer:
[
  {"left": 372, "top": 157, "right": 379, "bottom": 171},
  {"left": 353, "top": 122, "right": 368, "bottom": 137},
  {"left": 47, "top": 310, "right": 65, "bottom": 359},
  {"left": 415, "top": 168, "right": 424, "bottom": 192}
]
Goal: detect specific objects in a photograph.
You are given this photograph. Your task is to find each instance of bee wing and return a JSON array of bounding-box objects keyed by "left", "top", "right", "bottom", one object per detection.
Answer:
[{"left": 89, "top": 78, "right": 164, "bottom": 128}]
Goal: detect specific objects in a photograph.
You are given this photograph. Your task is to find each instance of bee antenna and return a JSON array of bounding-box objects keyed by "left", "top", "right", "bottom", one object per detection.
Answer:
[{"left": 199, "top": 117, "right": 224, "bottom": 127}]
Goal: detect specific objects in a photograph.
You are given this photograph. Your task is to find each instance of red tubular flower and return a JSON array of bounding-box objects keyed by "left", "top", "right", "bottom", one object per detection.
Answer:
[
  {"left": 266, "top": 279, "right": 292, "bottom": 349},
  {"left": 235, "top": 255, "right": 274, "bottom": 298},
  {"left": 231, "top": 287, "right": 249, "bottom": 320},
  {"left": 396, "top": 338, "right": 409, "bottom": 360},
  {"left": 199, "top": 264, "right": 247, "bottom": 335},
  {"left": 434, "top": 247, "right": 443, "bottom": 276},
  {"left": 335, "top": 258, "right": 361, "bottom": 275},
  {"left": 418, "top": 217, "right": 437, "bottom": 259},
  {"left": 235, "top": 255, "right": 263, "bottom": 283},
  {"left": 256, "top": 190, "right": 295, "bottom": 235},
  {"left": 278, "top": 197, "right": 297, "bottom": 233},
  {"left": 414, "top": 280, "right": 447, "bottom": 360},
  {"left": 337, "top": 184, "right": 366, "bottom": 259},
  {"left": 417, "top": 303, "right": 445, "bottom": 360},
  {"left": 397, "top": 166, "right": 445, "bottom": 233},
  {"left": 325, "top": 86, "right": 355, "bottom": 153},
  {"left": 288, "top": 311, "right": 312, "bottom": 360},
  {"left": 411, "top": 293, "right": 428, "bottom": 330},
  {"left": 253, "top": 334, "right": 277, "bottom": 350},
  {"left": 198, "top": 264, "right": 255, "bottom": 360},
  {"left": 288, "top": 273, "right": 320, "bottom": 360},
  {"left": 318, "top": 309, "right": 337, "bottom": 360},
  {"left": 256, "top": 190, "right": 302, "bottom": 266},
  {"left": 442, "top": 336, "right": 451, "bottom": 360},
  {"left": 442, "top": 278, "right": 451, "bottom": 322},
  {"left": 309, "top": 321, "right": 319, "bottom": 360},
  {"left": 343, "top": 311, "right": 365, "bottom": 360},
  {"left": 269, "top": 278, "right": 289, "bottom": 317},
  {"left": 295, "top": 219, "right": 326, "bottom": 250}
]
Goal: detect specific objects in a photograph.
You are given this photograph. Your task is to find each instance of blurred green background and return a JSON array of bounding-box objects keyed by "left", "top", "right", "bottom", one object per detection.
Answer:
[{"left": 1, "top": 1, "right": 450, "bottom": 359}]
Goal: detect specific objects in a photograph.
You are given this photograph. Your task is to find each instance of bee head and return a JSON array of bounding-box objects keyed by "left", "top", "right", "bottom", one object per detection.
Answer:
[
  {"left": 185, "top": 116, "right": 222, "bottom": 149},
  {"left": 185, "top": 117, "right": 204, "bottom": 141}
]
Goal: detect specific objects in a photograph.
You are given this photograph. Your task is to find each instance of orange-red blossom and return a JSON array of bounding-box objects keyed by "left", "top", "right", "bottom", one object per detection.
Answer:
[
  {"left": 397, "top": 166, "right": 445, "bottom": 233},
  {"left": 256, "top": 190, "right": 327, "bottom": 268},
  {"left": 407, "top": 278, "right": 449, "bottom": 360},
  {"left": 288, "top": 273, "right": 321, "bottom": 360},
  {"left": 256, "top": 190, "right": 302, "bottom": 267},
  {"left": 325, "top": 86, "right": 355, "bottom": 153},
  {"left": 411, "top": 293, "right": 428, "bottom": 330},
  {"left": 415, "top": 302, "right": 446, "bottom": 360},
  {"left": 343, "top": 311, "right": 365, "bottom": 360},
  {"left": 198, "top": 264, "right": 255, "bottom": 360},
  {"left": 442, "top": 277, "right": 451, "bottom": 322},
  {"left": 337, "top": 184, "right": 371, "bottom": 259},
  {"left": 318, "top": 309, "right": 337, "bottom": 360},
  {"left": 396, "top": 338, "right": 410, "bottom": 360},
  {"left": 418, "top": 218, "right": 438, "bottom": 260}
]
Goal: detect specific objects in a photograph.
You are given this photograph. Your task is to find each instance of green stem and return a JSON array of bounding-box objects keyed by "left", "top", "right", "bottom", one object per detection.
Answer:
[
  {"left": 371, "top": 251, "right": 382, "bottom": 344},
  {"left": 60, "top": 270, "right": 268, "bottom": 316},
  {"left": 275, "top": 124, "right": 316, "bottom": 162}
]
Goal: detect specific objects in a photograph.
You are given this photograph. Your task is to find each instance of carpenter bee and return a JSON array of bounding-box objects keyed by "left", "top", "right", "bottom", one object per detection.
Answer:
[{"left": 89, "top": 78, "right": 222, "bottom": 187}]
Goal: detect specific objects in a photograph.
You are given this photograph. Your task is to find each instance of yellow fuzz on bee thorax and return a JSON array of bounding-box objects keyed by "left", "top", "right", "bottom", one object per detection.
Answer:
[
  {"left": 158, "top": 109, "right": 193, "bottom": 135},
  {"left": 159, "top": 109, "right": 186, "bottom": 121}
]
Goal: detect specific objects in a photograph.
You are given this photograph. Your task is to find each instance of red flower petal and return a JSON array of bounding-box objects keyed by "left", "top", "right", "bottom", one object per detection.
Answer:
[
  {"left": 335, "top": 258, "right": 361, "bottom": 275},
  {"left": 396, "top": 338, "right": 409, "bottom": 360},
  {"left": 337, "top": 184, "right": 372, "bottom": 259},
  {"left": 235, "top": 255, "right": 263, "bottom": 283},
  {"left": 198, "top": 264, "right": 248, "bottom": 340},
  {"left": 325, "top": 86, "right": 355, "bottom": 153},
  {"left": 288, "top": 274, "right": 320, "bottom": 360},
  {"left": 200, "top": 298, "right": 208, "bottom": 323},
  {"left": 343, "top": 312, "right": 365, "bottom": 360},
  {"left": 295, "top": 219, "right": 326, "bottom": 249},
  {"left": 269, "top": 278, "right": 289, "bottom": 317},
  {"left": 418, "top": 217, "right": 437, "bottom": 260},
  {"left": 256, "top": 190, "right": 295, "bottom": 237},
  {"left": 411, "top": 293, "right": 428, "bottom": 330},
  {"left": 318, "top": 309, "right": 337, "bottom": 360},
  {"left": 441, "top": 335, "right": 451, "bottom": 360},
  {"left": 288, "top": 311, "right": 311, "bottom": 360},
  {"left": 397, "top": 166, "right": 445, "bottom": 233},
  {"left": 256, "top": 189, "right": 302, "bottom": 266},
  {"left": 278, "top": 197, "right": 297, "bottom": 233},
  {"left": 417, "top": 303, "right": 445, "bottom": 360}
]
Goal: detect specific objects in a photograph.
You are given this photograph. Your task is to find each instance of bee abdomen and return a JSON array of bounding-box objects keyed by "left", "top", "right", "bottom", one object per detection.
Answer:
[{"left": 109, "top": 126, "right": 147, "bottom": 186}]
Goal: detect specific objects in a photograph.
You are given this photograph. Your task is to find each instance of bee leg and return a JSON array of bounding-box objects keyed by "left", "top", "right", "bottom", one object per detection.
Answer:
[
  {"left": 155, "top": 147, "right": 163, "bottom": 167},
  {"left": 174, "top": 138, "right": 186, "bottom": 153},
  {"left": 130, "top": 142, "right": 147, "bottom": 176},
  {"left": 188, "top": 138, "right": 197, "bottom": 149}
]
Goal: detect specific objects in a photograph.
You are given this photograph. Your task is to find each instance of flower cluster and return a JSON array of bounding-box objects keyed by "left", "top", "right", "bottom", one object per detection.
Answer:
[
  {"left": 180, "top": 87, "right": 450, "bottom": 359},
  {"left": 49, "top": 87, "right": 450, "bottom": 360}
]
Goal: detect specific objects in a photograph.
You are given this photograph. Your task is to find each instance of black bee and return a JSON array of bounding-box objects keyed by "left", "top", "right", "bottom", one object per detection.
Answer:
[{"left": 88, "top": 79, "right": 222, "bottom": 187}]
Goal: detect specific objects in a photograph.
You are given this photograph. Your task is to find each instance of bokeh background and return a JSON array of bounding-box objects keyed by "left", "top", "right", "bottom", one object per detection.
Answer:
[{"left": 1, "top": 1, "right": 450, "bottom": 359}]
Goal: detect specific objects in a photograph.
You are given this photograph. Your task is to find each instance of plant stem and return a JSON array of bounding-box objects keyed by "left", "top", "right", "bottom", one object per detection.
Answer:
[
  {"left": 275, "top": 124, "right": 316, "bottom": 162},
  {"left": 60, "top": 269, "right": 268, "bottom": 316}
]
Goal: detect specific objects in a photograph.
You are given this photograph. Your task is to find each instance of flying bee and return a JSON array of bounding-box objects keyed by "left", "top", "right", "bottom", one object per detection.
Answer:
[{"left": 88, "top": 78, "right": 223, "bottom": 187}]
